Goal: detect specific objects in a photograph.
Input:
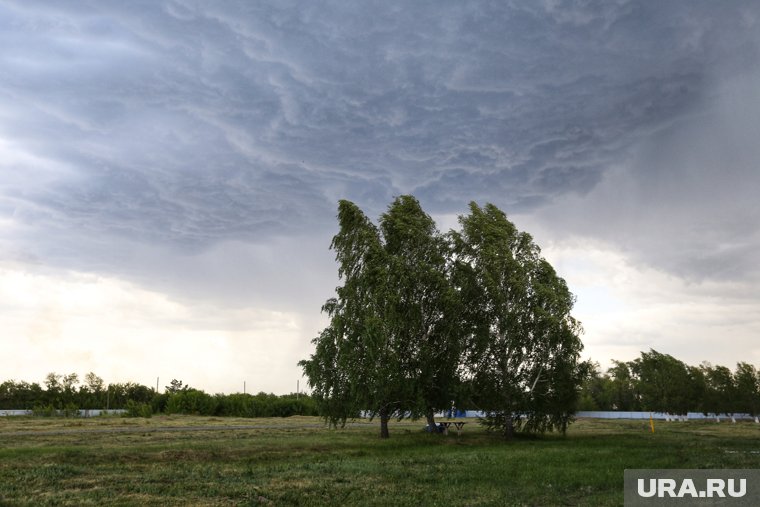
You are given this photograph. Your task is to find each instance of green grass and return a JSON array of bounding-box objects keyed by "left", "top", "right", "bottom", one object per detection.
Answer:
[{"left": 1, "top": 415, "right": 759, "bottom": 506}]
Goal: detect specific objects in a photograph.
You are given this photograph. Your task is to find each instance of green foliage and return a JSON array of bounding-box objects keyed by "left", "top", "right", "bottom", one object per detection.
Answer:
[
  {"left": 0, "top": 380, "right": 44, "bottom": 410},
  {"left": 734, "top": 362, "right": 760, "bottom": 416},
  {"left": 0, "top": 372, "right": 318, "bottom": 419},
  {"left": 701, "top": 363, "right": 737, "bottom": 416},
  {"left": 31, "top": 404, "right": 56, "bottom": 417},
  {"left": 380, "top": 196, "right": 463, "bottom": 425},
  {"left": 165, "top": 389, "right": 219, "bottom": 415},
  {"left": 302, "top": 197, "right": 585, "bottom": 438},
  {"left": 454, "top": 202, "right": 584, "bottom": 437},
  {"left": 300, "top": 197, "right": 760, "bottom": 437},
  {"left": 301, "top": 197, "right": 468, "bottom": 437},
  {"left": 300, "top": 199, "right": 403, "bottom": 436},
  {"left": 577, "top": 362, "right": 614, "bottom": 411},
  {"left": 61, "top": 402, "right": 80, "bottom": 418},
  {"left": 165, "top": 379, "right": 188, "bottom": 394},
  {"left": 29, "top": 402, "right": 80, "bottom": 418},
  {"left": 125, "top": 400, "right": 153, "bottom": 418},
  {"left": 576, "top": 352, "right": 760, "bottom": 417},
  {"left": 630, "top": 350, "right": 692, "bottom": 415},
  {"left": 607, "top": 360, "right": 640, "bottom": 411}
]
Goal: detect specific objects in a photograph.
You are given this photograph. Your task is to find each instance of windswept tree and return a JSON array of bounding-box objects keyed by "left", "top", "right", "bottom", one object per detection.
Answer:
[
  {"left": 453, "top": 202, "right": 584, "bottom": 438},
  {"left": 734, "top": 362, "right": 760, "bottom": 417},
  {"left": 300, "top": 199, "right": 407, "bottom": 438},
  {"left": 577, "top": 362, "right": 613, "bottom": 411},
  {"left": 379, "top": 196, "right": 462, "bottom": 428},
  {"left": 607, "top": 360, "right": 640, "bottom": 411},
  {"left": 301, "top": 197, "right": 463, "bottom": 437},
  {"left": 301, "top": 197, "right": 584, "bottom": 438},
  {"left": 701, "top": 363, "right": 737, "bottom": 418},
  {"left": 79, "top": 372, "right": 106, "bottom": 409},
  {"left": 165, "top": 379, "right": 189, "bottom": 394},
  {"left": 630, "top": 350, "right": 692, "bottom": 415}
]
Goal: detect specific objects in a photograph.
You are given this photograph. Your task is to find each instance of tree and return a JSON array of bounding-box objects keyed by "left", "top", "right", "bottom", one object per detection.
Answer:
[
  {"left": 301, "top": 197, "right": 584, "bottom": 439},
  {"left": 79, "top": 372, "right": 106, "bottom": 409},
  {"left": 453, "top": 202, "right": 584, "bottom": 438},
  {"left": 44, "top": 373, "right": 63, "bottom": 408},
  {"left": 84, "top": 372, "right": 104, "bottom": 393},
  {"left": 0, "top": 380, "right": 44, "bottom": 410},
  {"left": 577, "top": 362, "right": 614, "bottom": 411},
  {"left": 301, "top": 196, "right": 464, "bottom": 437},
  {"left": 700, "top": 363, "right": 736, "bottom": 418},
  {"left": 630, "top": 350, "right": 692, "bottom": 415},
  {"left": 607, "top": 360, "right": 639, "bottom": 411},
  {"left": 300, "top": 326, "right": 359, "bottom": 427},
  {"left": 165, "top": 379, "right": 189, "bottom": 394},
  {"left": 685, "top": 365, "right": 707, "bottom": 414},
  {"left": 378, "top": 196, "right": 462, "bottom": 428},
  {"left": 300, "top": 199, "right": 405, "bottom": 438},
  {"left": 734, "top": 362, "right": 760, "bottom": 416}
]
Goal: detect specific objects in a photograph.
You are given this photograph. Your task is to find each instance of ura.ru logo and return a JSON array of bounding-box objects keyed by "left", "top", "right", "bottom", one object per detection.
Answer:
[{"left": 637, "top": 478, "right": 746, "bottom": 499}]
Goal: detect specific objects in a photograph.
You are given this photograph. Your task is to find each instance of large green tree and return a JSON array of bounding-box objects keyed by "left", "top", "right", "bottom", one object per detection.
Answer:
[
  {"left": 300, "top": 199, "right": 408, "bottom": 438},
  {"left": 701, "top": 363, "right": 737, "bottom": 418},
  {"left": 453, "top": 202, "right": 584, "bottom": 438},
  {"left": 301, "top": 196, "right": 464, "bottom": 437},
  {"left": 607, "top": 360, "right": 640, "bottom": 411},
  {"left": 301, "top": 197, "right": 584, "bottom": 438},
  {"left": 379, "top": 196, "right": 462, "bottom": 428},
  {"left": 734, "top": 362, "right": 760, "bottom": 417},
  {"left": 630, "top": 350, "right": 693, "bottom": 415}
]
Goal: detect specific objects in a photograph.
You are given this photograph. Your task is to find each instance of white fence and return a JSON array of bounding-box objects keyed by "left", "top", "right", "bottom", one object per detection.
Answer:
[
  {"left": 575, "top": 411, "right": 757, "bottom": 421},
  {"left": 0, "top": 409, "right": 126, "bottom": 417},
  {"left": 5, "top": 409, "right": 751, "bottom": 421},
  {"left": 430, "top": 410, "right": 758, "bottom": 421}
]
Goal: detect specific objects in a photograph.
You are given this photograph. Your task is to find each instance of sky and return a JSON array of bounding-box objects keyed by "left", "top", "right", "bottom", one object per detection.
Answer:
[{"left": 1, "top": 1, "right": 759, "bottom": 394}]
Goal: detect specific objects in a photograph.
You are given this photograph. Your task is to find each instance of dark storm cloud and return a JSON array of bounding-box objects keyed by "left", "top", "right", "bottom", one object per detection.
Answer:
[
  {"left": 1, "top": 0, "right": 759, "bottom": 284},
  {"left": 535, "top": 65, "right": 760, "bottom": 286}
]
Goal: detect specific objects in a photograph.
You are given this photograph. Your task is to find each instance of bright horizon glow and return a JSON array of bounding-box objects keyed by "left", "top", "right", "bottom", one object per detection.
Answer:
[
  {"left": 0, "top": 265, "right": 308, "bottom": 394},
  {"left": 3, "top": 233, "right": 757, "bottom": 394}
]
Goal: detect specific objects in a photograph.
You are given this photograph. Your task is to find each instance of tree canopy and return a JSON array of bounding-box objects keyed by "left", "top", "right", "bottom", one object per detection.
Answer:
[{"left": 453, "top": 202, "right": 585, "bottom": 436}]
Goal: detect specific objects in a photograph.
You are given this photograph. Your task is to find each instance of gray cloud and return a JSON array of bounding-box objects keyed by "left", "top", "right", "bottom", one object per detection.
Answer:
[
  {"left": 534, "top": 68, "right": 760, "bottom": 287},
  {"left": 1, "top": 0, "right": 759, "bottom": 288}
]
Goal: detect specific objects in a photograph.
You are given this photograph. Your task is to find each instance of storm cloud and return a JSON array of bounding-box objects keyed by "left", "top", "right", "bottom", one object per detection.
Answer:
[{"left": 1, "top": 1, "right": 759, "bottom": 390}]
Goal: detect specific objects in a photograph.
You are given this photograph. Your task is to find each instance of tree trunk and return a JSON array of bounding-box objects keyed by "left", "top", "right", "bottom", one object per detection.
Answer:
[
  {"left": 379, "top": 407, "right": 390, "bottom": 439},
  {"left": 503, "top": 413, "right": 515, "bottom": 440},
  {"left": 425, "top": 407, "right": 436, "bottom": 429}
]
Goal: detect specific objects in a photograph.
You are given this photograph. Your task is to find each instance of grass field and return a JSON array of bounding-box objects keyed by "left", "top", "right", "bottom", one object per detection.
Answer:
[{"left": 1, "top": 415, "right": 759, "bottom": 506}]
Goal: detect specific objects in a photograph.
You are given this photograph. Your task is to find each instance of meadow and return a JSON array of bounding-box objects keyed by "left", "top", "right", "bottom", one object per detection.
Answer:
[{"left": 1, "top": 415, "right": 759, "bottom": 506}]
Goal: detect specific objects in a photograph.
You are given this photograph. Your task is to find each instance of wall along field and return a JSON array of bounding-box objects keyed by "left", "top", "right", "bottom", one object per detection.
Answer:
[{"left": 1, "top": 415, "right": 759, "bottom": 506}]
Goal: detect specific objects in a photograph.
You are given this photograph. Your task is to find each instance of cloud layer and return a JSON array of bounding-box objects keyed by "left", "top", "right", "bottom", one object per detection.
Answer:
[{"left": 1, "top": 1, "right": 759, "bottom": 389}]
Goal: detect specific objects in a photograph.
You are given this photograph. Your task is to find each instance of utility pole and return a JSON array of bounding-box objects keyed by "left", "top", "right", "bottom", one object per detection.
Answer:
[
  {"left": 297, "top": 380, "right": 299, "bottom": 400},
  {"left": 243, "top": 381, "right": 246, "bottom": 395},
  {"left": 156, "top": 377, "right": 159, "bottom": 393}
]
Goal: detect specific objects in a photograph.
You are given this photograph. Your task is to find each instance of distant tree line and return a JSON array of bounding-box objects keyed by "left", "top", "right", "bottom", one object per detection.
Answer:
[
  {"left": 0, "top": 373, "right": 318, "bottom": 418},
  {"left": 579, "top": 349, "right": 760, "bottom": 417}
]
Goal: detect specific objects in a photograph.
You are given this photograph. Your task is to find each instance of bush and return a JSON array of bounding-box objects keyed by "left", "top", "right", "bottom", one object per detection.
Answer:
[
  {"left": 151, "top": 393, "right": 169, "bottom": 414},
  {"left": 165, "top": 389, "right": 218, "bottom": 415},
  {"left": 125, "top": 400, "right": 153, "bottom": 418},
  {"left": 32, "top": 404, "right": 56, "bottom": 417},
  {"left": 62, "top": 402, "right": 80, "bottom": 418}
]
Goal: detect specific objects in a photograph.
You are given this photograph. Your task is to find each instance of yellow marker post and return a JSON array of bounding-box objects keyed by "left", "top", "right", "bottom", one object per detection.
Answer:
[{"left": 649, "top": 413, "right": 655, "bottom": 433}]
